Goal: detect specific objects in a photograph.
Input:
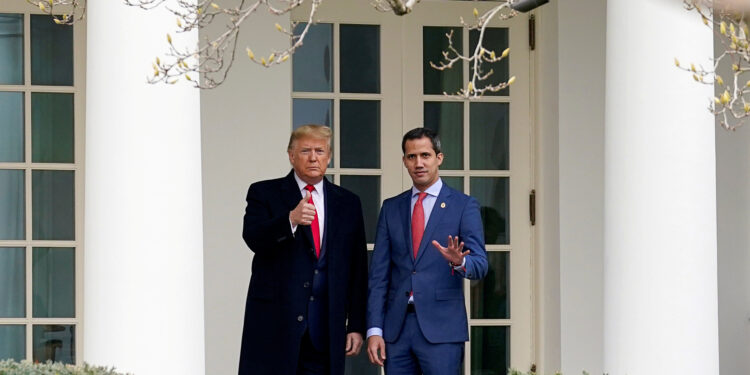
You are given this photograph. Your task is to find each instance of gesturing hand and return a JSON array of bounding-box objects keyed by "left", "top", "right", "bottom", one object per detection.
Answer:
[
  {"left": 432, "top": 235, "right": 470, "bottom": 265},
  {"left": 289, "top": 191, "right": 316, "bottom": 226}
]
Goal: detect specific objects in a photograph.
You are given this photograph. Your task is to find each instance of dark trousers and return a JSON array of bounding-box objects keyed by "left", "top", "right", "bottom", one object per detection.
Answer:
[
  {"left": 385, "top": 311, "right": 464, "bottom": 375},
  {"left": 297, "top": 330, "right": 330, "bottom": 375}
]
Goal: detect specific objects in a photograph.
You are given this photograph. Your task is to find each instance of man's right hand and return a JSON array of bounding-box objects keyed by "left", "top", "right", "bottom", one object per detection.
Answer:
[
  {"left": 289, "top": 191, "right": 316, "bottom": 226},
  {"left": 367, "top": 335, "right": 386, "bottom": 366}
]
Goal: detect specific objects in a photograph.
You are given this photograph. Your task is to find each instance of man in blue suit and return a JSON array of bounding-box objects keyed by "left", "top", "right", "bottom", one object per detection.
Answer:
[
  {"left": 239, "top": 125, "right": 368, "bottom": 375},
  {"left": 366, "top": 127, "right": 488, "bottom": 374}
]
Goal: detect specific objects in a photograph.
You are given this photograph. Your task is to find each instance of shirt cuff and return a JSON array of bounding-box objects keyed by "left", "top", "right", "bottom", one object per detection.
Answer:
[
  {"left": 452, "top": 257, "right": 466, "bottom": 270},
  {"left": 366, "top": 327, "right": 383, "bottom": 338},
  {"left": 289, "top": 219, "right": 297, "bottom": 236}
]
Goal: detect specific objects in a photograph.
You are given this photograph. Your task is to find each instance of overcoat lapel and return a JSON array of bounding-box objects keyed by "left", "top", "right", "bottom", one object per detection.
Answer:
[
  {"left": 415, "top": 185, "right": 452, "bottom": 266},
  {"left": 281, "top": 171, "right": 316, "bottom": 259},
  {"left": 320, "top": 178, "right": 340, "bottom": 261}
]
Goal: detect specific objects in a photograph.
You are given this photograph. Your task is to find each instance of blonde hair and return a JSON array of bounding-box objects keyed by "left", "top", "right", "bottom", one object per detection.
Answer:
[{"left": 287, "top": 124, "right": 332, "bottom": 151}]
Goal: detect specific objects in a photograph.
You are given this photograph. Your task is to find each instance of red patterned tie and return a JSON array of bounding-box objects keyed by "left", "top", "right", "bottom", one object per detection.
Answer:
[
  {"left": 411, "top": 192, "right": 427, "bottom": 259},
  {"left": 304, "top": 184, "right": 321, "bottom": 258}
]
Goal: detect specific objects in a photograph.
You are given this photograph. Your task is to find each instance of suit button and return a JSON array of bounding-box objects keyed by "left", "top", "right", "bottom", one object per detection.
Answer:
[
  {"left": 314, "top": 269, "right": 319, "bottom": 275},
  {"left": 297, "top": 315, "right": 304, "bottom": 322},
  {"left": 310, "top": 296, "right": 315, "bottom": 301},
  {"left": 303, "top": 282, "right": 310, "bottom": 288},
  {"left": 412, "top": 271, "right": 417, "bottom": 275}
]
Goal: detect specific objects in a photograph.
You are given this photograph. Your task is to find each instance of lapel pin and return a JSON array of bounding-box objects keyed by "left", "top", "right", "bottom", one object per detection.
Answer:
[{"left": 440, "top": 202, "right": 446, "bottom": 208}]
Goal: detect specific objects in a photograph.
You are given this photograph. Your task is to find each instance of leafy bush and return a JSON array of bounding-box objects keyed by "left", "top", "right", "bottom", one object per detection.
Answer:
[
  {"left": 509, "top": 369, "right": 597, "bottom": 375},
  {"left": 0, "top": 360, "right": 130, "bottom": 375}
]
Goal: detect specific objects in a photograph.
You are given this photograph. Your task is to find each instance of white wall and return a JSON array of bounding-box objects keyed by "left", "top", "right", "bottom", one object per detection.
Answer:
[
  {"left": 199, "top": 10, "right": 293, "bottom": 375},
  {"left": 556, "top": 1, "right": 606, "bottom": 374},
  {"left": 534, "top": 2, "right": 561, "bottom": 374},
  {"left": 716, "top": 125, "right": 750, "bottom": 375}
]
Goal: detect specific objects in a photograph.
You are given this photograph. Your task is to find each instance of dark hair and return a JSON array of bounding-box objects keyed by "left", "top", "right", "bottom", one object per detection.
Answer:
[{"left": 401, "top": 127, "right": 442, "bottom": 155}]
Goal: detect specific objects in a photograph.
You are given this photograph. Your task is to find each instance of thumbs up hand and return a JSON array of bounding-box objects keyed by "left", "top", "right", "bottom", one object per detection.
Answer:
[{"left": 289, "top": 191, "right": 316, "bottom": 226}]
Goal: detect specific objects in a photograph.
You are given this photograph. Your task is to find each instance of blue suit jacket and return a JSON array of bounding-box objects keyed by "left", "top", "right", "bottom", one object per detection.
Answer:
[{"left": 367, "top": 183, "right": 488, "bottom": 343}]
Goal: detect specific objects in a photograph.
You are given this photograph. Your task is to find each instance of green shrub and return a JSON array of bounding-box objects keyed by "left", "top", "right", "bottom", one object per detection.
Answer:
[
  {"left": 0, "top": 360, "right": 130, "bottom": 375},
  {"left": 509, "top": 369, "right": 598, "bottom": 375}
]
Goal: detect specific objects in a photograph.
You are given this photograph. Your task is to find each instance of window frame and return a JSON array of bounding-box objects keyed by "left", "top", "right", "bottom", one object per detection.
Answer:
[{"left": 0, "top": 3, "right": 86, "bottom": 365}]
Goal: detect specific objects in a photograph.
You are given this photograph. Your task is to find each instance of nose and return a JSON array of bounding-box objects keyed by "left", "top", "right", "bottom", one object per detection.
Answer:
[{"left": 309, "top": 152, "right": 318, "bottom": 161}]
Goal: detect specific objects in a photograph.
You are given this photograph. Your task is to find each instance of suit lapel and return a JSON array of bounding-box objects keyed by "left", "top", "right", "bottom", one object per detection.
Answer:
[
  {"left": 281, "top": 171, "right": 316, "bottom": 259},
  {"left": 400, "top": 191, "right": 414, "bottom": 264},
  {"left": 415, "top": 184, "right": 452, "bottom": 265}
]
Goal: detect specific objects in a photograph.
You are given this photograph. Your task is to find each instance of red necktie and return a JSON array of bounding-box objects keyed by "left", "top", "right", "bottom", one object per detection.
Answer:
[
  {"left": 411, "top": 192, "right": 427, "bottom": 259},
  {"left": 304, "top": 184, "right": 321, "bottom": 258}
]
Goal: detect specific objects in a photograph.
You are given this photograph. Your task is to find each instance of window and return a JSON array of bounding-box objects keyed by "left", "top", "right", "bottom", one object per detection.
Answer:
[
  {"left": 0, "top": 7, "right": 84, "bottom": 365},
  {"left": 291, "top": 19, "right": 397, "bottom": 247}
]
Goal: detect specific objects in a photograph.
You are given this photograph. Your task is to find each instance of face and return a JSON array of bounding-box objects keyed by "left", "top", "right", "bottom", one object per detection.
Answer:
[
  {"left": 288, "top": 136, "right": 330, "bottom": 184},
  {"left": 403, "top": 137, "right": 443, "bottom": 191}
]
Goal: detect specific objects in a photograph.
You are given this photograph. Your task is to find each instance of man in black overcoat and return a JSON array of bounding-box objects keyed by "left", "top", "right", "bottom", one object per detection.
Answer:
[{"left": 238, "top": 125, "right": 368, "bottom": 375}]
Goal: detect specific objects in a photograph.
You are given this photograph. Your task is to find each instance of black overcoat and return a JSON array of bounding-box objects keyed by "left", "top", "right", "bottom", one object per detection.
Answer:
[{"left": 238, "top": 171, "right": 368, "bottom": 375}]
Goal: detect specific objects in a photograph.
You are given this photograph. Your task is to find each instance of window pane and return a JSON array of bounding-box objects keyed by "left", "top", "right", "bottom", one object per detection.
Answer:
[
  {"left": 340, "top": 175, "right": 380, "bottom": 243},
  {"left": 441, "top": 176, "right": 463, "bottom": 193},
  {"left": 470, "top": 252, "right": 509, "bottom": 319},
  {"left": 470, "top": 102, "right": 509, "bottom": 170},
  {"left": 471, "top": 326, "right": 509, "bottom": 375},
  {"left": 340, "top": 24, "right": 380, "bottom": 94},
  {"left": 0, "top": 325, "right": 25, "bottom": 361},
  {"left": 424, "top": 102, "right": 463, "bottom": 169},
  {"left": 32, "top": 93, "right": 74, "bottom": 163},
  {"left": 31, "top": 15, "right": 73, "bottom": 86},
  {"left": 33, "top": 248, "right": 75, "bottom": 318},
  {"left": 32, "top": 170, "right": 75, "bottom": 240},
  {"left": 33, "top": 324, "right": 75, "bottom": 364},
  {"left": 341, "top": 100, "right": 380, "bottom": 168},
  {"left": 293, "top": 23, "right": 333, "bottom": 92},
  {"left": 0, "top": 169, "right": 24, "bottom": 240},
  {"left": 470, "top": 177, "right": 509, "bottom": 245},
  {"left": 423, "top": 27, "right": 462, "bottom": 95},
  {"left": 0, "top": 14, "right": 23, "bottom": 85},
  {"left": 0, "top": 92, "right": 24, "bottom": 162},
  {"left": 344, "top": 348, "right": 380, "bottom": 375},
  {"left": 469, "top": 28, "right": 509, "bottom": 96},
  {"left": 293, "top": 99, "right": 333, "bottom": 128},
  {"left": 0, "top": 248, "right": 25, "bottom": 318}
]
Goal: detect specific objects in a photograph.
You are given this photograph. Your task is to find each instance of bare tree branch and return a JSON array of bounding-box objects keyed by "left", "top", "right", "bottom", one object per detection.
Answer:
[
  {"left": 25, "top": 0, "right": 86, "bottom": 25},
  {"left": 682, "top": 0, "right": 750, "bottom": 130},
  {"left": 122, "top": 0, "right": 322, "bottom": 88},
  {"left": 26, "top": 0, "right": 523, "bottom": 98},
  {"left": 429, "top": 2, "right": 518, "bottom": 99}
]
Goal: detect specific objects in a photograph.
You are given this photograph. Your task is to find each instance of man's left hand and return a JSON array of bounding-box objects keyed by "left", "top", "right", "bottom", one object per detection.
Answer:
[
  {"left": 432, "top": 235, "right": 470, "bottom": 265},
  {"left": 345, "top": 332, "right": 363, "bottom": 356}
]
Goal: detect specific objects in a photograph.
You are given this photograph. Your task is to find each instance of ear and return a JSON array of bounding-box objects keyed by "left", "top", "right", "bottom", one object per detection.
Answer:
[
  {"left": 436, "top": 152, "right": 444, "bottom": 166},
  {"left": 288, "top": 150, "right": 294, "bottom": 165}
]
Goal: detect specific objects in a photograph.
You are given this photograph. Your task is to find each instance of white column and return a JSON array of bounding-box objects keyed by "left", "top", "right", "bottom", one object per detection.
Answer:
[
  {"left": 604, "top": 1, "right": 719, "bottom": 374},
  {"left": 84, "top": 1, "right": 205, "bottom": 374}
]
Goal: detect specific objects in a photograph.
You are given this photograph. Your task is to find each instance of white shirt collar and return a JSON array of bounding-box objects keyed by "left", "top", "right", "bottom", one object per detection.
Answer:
[
  {"left": 293, "top": 172, "right": 325, "bottom": 194},
  {"left": 411, "top": 178, "right": 442, "bottom": 198}
]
